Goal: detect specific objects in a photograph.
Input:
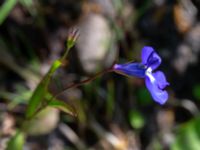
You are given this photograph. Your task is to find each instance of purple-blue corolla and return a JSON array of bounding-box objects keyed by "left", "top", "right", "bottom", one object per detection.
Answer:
[{"left": 113, "top": 46, "right": 169, "bottom": 105}]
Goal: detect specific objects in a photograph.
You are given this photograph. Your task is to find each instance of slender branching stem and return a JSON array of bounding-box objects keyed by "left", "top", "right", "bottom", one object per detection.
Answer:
[{"left": 53, "top": 67, "right": 114, "bottom": 100}]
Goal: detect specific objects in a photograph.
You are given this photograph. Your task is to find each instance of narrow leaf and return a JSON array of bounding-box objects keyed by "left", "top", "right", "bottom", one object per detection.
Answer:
[
  {"left": 6, "top": 130, "right": 25, "bottom": 150},
  {"left": 0, "top": 0, "right": 17, "bottom": 25},
  {"left": 25, "top": 81, "right": 46, "bottom": 118},
  {"left": 48, "top": 99, "right": 76, "bottom": 116},
  {"left": 26, "top": 60, "right": 62, "bottom": 118}
]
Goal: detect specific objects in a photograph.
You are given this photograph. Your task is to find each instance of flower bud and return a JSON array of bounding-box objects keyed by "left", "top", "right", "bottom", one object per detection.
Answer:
[{"left": 66, "top": 28, "right": 79, "bottom": 50}]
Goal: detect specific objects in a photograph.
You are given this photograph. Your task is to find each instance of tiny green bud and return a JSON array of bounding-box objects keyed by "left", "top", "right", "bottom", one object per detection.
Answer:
[
  {"left": 66, "top": 28, "right": 79, "bottom": 50},
  {"left": 61, "top": 28, "right": 79, "bottom": 61}
]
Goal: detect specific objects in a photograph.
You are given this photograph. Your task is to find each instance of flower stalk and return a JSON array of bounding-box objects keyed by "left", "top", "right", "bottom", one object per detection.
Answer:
[{"left": 61, "top": 28, "right": 79, "bottom": 62}]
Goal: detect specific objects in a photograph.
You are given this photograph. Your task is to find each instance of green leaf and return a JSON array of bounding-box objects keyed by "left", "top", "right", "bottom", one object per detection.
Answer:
[
  {"left": 48, "top": 60, "right": 62, "bottom": 75},
  {"left": 171, "top": 117, "right": 200, "bottom": 150},
  {"left": 171, "top": 126, "right": 200, "bottom": 150},
  {"left": 25, "top": 81, "right": 46, "bottom": 118},
  {"left": 6, "top": 130, "right": 25, "bottom": 150},
  {"left": 48, "top": 100, "right": 76, "bottom": 116},
  {"left": 26, "top": 60, "right": 62, "bottom": 118},
  {"left": 129, "top": 110, "right": 145, "bottom": 129},
  {"left": 0, "top": 0, "right": 17, "bottom": 25}
]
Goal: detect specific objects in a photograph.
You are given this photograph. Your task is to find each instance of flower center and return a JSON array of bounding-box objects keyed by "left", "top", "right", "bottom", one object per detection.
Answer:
[{"left": 145, "top": 67, "right": 155, "bottom": 83}]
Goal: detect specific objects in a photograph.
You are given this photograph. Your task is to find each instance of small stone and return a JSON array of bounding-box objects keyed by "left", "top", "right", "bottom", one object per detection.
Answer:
[
  {"left": 76, "top": 13, "right": 117, "bottom": 74},
  {"left": 26, "top": 107, "right": 59, "bottom": 136},
  {"left": 173, "top": 0, "right": 197, "bottom": 33}
]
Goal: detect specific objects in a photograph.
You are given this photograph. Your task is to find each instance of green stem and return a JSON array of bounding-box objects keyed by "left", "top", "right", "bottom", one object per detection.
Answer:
[{"left": 60, "top": 47, "right": 70, "bottom": 62}]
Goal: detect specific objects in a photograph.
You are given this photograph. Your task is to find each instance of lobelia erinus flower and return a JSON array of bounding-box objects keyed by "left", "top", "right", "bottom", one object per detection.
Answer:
[{"left": 113, "top": 46, "right": 169, "bottom": 105}]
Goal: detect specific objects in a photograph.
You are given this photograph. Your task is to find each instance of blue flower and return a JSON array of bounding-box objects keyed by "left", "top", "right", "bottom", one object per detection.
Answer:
[{"left": 113, "top": 46, "right": 169, "bottom": 104}]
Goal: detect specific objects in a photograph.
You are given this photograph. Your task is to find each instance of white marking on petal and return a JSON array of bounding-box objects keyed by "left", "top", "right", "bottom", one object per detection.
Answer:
[{"left": 145, "top": 67, "right": 156, "bottom": 83}]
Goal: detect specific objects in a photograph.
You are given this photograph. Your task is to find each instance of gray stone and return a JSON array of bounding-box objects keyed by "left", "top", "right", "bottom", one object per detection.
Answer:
[{"left": 76, "top": 13, "right": 117, "bottom": 74}]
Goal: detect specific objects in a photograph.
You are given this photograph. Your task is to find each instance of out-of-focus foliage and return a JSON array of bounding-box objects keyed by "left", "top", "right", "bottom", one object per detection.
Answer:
[
  {"left": 6, "top": 130, "right": 25, "bottom": 150},
  {"left": 129, "top": 109, "right": 145, "bottom": 129},
  {"left": 172, "top": 117, "right": 200, "bottom": 150},
  {"left": 193, "top": 84, "right": 200, "bottom": 101},
  {"left": 0, "top": 0, "right": 200, "bottom": 149},
  {"left": 0, "top": 0, "right": 17, "bottom": 24}
]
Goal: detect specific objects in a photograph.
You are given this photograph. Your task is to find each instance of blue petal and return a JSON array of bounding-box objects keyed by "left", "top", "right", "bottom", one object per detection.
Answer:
[
  {"left": 141, "top": 46, "right": 161, "bottom": 70},
  {"left": 113, "top": 63, "right": 146, "bottom": 78},
  {"left": 141, "top": 46, "right": 154, "bottom": 64},
  {"left": 145, "top": 71, "right": 169, "bottom": 104},
  {"left": 153, "top": 71, "right": 169, "bottom": 89}
]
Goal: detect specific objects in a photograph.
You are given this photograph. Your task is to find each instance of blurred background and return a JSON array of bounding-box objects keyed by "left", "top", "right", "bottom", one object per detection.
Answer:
[{"left": 0, "top": 0, "right": 200, "bottom": 149}]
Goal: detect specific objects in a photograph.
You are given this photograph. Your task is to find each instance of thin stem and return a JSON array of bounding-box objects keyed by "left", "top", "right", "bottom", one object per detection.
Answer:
[
  {"left": 60, "top": 47, "right": 70, "bottom": 62},
  {"left": 52, "top": 67, "right": 114, "bottom": 100},
  {"left": 26, "top": 67, "right": 114, "bottom": 121}
]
